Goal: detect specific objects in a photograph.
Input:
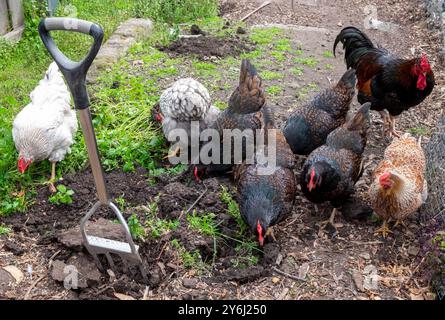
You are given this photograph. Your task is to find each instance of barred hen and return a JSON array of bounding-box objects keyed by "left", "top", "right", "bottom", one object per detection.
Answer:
[
  {"left": 334, "top": 27, "right": 435, "bottom": 137},
  {"left": 152, "top": 78, "right": 220, "bottom": 158},
  {"left": 194, "top": 59, "right": 272, "bottom": 179},
  {"left": 283, "top": 69, "right": 356, "bottom": 155},
  {"left": 234, "top": 129, "right": 296, "bottom": 246},
  {"left": 13, "top": 62, "right": 77, "bottom": 192},
  {"left": 368, "top": 133, "right": 427, "bottom": 237},
  {"left": 300, "top": 103, "right": 371, "bottom": 230}
]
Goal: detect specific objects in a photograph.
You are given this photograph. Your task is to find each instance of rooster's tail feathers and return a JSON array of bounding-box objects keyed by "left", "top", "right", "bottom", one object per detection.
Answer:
[
  {"left": 333, "top": 27, "right": 375, "bottom": 69},
  {"left": 229, "top": 59, "right": 266, "bottom": 114}
]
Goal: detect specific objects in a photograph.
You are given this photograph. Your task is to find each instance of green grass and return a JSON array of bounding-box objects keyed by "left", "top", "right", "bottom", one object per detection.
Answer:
[
  {"left": 0, "top": 224, "right": 12, "bottom": 235},
  {"left": 132, "top": 0, "right": 218, "bottom": 24},
  {"left": 171, "top": 239, "right": 209, "bottom": 272},
  {"left": 408, "top": 126, "right": 430, "bottom": 136},
  {"left": 323, "top": 50, "right": 334, "bottom": 58},
  {"left": 128, "top": 213, "right": 147, "bottom": 240},
  {"left": 192, "top": 61, "right": 219, "bottom": 78},
  {"left": 291, "top": 67, "right": 304, "bottom": 76},
  {"left": 294, "top": 57, "right": 319, "bottom": 68},
  {"left": 249, "top": 27, "right": 285, "bottom": 45},
  {"left": 261, "top": 71, "right": 284, "bottom": 80},
  {"left": 325, "top": 63, "right": 334, "bottom": 70},
  {"left": 266, "top": 85, "right": 283, "bottom": 96}
]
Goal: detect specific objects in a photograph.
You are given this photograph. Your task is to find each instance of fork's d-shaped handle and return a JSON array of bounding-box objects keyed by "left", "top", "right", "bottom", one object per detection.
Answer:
[
  {"left": 38, "top": 18, "right": 104, "bottom": 109},
  {"left": 39, "top": 18, "right": 109, "bottom": 203}
]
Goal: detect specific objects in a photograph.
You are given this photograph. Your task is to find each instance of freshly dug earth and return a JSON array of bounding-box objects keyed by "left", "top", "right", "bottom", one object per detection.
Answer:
[{"left": 158, "top": 35, "right": 254, "bottom": 59}]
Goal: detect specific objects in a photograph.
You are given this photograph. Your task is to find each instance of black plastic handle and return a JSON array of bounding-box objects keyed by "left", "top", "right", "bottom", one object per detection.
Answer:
[{"left": 38, "top": 18, "right": 104, "bottom": 109}]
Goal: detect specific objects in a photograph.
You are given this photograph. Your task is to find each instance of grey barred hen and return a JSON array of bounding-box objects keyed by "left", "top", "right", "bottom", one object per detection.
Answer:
[
  {"left": 300, "top": 103, "right": 371, "bottom": 231},
  {"left": 283, "top": 69, "right": 356, "bottom": 155},
  {"left": 152, "top": 78, "right": 220, "bottom": 158}
]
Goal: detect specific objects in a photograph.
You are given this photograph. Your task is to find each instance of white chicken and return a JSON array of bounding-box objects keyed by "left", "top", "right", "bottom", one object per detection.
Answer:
[
  {"left": 152, "top": 78, "right": 220, "bottom": 158},
  {"left": 12, "top": 62, "right": 77, "bottom": 192}
]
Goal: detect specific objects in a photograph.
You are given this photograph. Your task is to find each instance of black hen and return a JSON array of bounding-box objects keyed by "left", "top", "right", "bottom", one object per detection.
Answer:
[
  {"left": 300, "top": 103, "right": 371, "bottom": 230},
  {"left": 283, "top": 69, "right": 356, "bottom": 155}
]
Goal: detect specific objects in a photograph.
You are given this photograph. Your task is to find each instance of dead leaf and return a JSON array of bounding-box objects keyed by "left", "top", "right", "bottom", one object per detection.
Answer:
[
  {"left": 2, "top": 266, "right": 24, "bottom": 284},
  {"left": 114, "top": 293, "right": 136, "bottom": 300},
  {"left": 298, "top": 263, "right": 310, "bottom": 279}
]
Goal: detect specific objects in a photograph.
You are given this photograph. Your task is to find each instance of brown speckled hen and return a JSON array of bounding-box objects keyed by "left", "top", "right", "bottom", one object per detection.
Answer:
[
  {"left": 194, "top": 59, "right": 272, "bottom": 179},
  {"left": 283, "top": 69, "right": 356, "bottom": 155},
  {"left": 368, "top": 133, "right": 427, "bottom": 237},
  {"left": 300, "top": 103, "right": 371, "bottom": 231},
  {"left": 234, "top": 129, "right": 296, "bottom": 246}
]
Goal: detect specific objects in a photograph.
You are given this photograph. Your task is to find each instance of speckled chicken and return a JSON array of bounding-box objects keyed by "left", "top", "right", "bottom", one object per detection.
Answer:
[
  {"left": 300, "top": 103, "right": 371, "bottom": 230},
  {"left": 152, "top": 78, "right": 220, "bottom": 157},
  {"left": 234, "top": 129, "right": 297, "bottom": 246},
  {"left": 283, "top": 69, "right": 356, "bottom": 155},
  {"left": 12, "top": 62, "right": 77, "bottom": 192},
  {"left": 368, "top": 133, "right": 427, "bottom": 237},
  {"left": 195, "top": 59, "right": 272, "bottom": 178}
]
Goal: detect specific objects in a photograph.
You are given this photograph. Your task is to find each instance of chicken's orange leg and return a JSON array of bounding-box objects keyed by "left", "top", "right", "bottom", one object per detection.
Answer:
[
  {"left": 164, "top": 144, "right": 181, "bottom": 159},
  {"left": 319, "top": 208, "right": 342, "bottom": 231},
  {"left": 48, "top": 161, "right": 57, "bottom": 193},
  {"left": 378, "top": 110, "right": 390, "bottom": 137},
  {"left": 388, "top": 115, "right": 401, "bottom": 138},
  {"left": 374, "top": 219, "right": 392, "bottom": 238}
]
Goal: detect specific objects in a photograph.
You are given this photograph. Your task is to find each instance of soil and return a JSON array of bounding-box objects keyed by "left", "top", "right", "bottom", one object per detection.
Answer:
[
  {"left": 158, "top": 35, "right": 254, "bottom": 59},
  {"left": 1, "top": 0, "right": 444, "bottom": 300}
]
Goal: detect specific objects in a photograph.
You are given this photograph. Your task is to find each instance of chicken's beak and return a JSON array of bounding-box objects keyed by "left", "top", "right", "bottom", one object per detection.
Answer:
[{"left": 18, "top": 158, "right": 31, "bottom": 174}]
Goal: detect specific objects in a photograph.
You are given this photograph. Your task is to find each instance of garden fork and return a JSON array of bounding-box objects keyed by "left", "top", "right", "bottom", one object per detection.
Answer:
[{"left": 39, "top": 17, "right": 147, "bottom": 281}]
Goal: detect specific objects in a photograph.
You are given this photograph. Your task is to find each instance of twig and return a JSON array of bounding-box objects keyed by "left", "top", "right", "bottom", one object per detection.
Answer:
[
  {"left": 271, "top": 266, "right": 306, "bottom": 282},
  {"left": 23, "top": 275, "right": 45, "bottom": 300},
  {"left": 179, "top": 181, "right": 208, "bottom": 219},
  {"left": 241, "top": 1, "right": 272, "bottom": 22},
  {"left": 178, "top": 35, "right": 203, "bottom": 39}
]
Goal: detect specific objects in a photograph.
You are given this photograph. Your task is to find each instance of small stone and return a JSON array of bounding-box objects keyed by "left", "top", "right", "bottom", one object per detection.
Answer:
[
  {"left": 359, "top": 252, "right": 371, "bottom": 260},
  {"left": 271, "top": 277, "right": 280, "bottom": 284},
  {"left": 182, "top": 278, "right": 198, "bottom": 289},
  {"left": 408, "top": 245, "right": 420, "bottom": 256},
  {"left": 236, "top": 27, "right": 247, "bottom": 34},
  {"left": 338, "top": 22, "right": 343, "bottom": 27},
  {"left": 352, "top": 270, "right": 365, "bottom": 292},
  {"left": 2, "top": 266, "right": 24, "bottom": 284}
]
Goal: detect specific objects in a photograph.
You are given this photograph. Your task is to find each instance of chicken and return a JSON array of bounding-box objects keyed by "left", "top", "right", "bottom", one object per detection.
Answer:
[
  {"left": 234, "top": 128, "right": 296, "bottom": 246},
  {"left": 368, "top": 133, "right": 427, "bottom": 237},
  {"left": 334, "top": 27, "right": 435, "bottom": 138},
  {"left": 194, "top": 59, "right": 272, "bottom": 179},
  {"left": 283, "top": 69, "right": 356, "bottom": 155},
  {"left": 12, "top": 62, "right": 77, "bottom": 192},
  {"left": 300, "top": 103, "right": 371, "bottom": 230},
  {"left": 152, "top": 78, "right": 220, "bottom": 158}
]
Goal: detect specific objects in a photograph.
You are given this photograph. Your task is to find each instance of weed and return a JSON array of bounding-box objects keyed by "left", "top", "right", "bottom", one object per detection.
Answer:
[
  {"left": 220, "top": 186, "right": 248, "bottom": 235},
  {"left": 271, "top": 51, "right": 286, "bottom": 62},
  {"left": 171, "top": 239, "right": 208, "bottom": 272},
  {"left": 261, "top": 71, "right": 284, "bottom": 80},
  {"left": 266, "top": 85, "right": 283, "bottom": 96},
  {"left": 291, "top": 67, "right": 304, "bottom": 76},
  {"left": 0, "top": 224, "right": 12, "bottom": 235},
  {"left": 128, "top": 213, "right": 147, "bottom": 241},
  {"left": 325, "top": 63, "right": 334, "bottom": 70},
  {"left": 408, "top": 126, "right": 430, "bottom": 136},
  {"left": 249, "top": 27, "right": 284, "bottom": 45},
  {"left": 49, "top": 185, "right": 75, "bottom": 205},
  {"left": 323, "top": 51, "right": 334, "bottom": 58},
  {"left": 187, "top": 211, "right": 219, "bottom": 236},
  {"left": 294, "top": 57, "right": 318, "bottom": 68}
]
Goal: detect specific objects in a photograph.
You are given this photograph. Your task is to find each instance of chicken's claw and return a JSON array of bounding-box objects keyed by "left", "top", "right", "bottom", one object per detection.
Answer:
[{"left": 374, "top": 220, "right": 393, "bottom": 238}]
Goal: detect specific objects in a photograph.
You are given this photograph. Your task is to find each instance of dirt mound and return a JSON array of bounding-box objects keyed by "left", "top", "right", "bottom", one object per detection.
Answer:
[{"left": 158, "top": 36, "right": 254, "bottom": 59}]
